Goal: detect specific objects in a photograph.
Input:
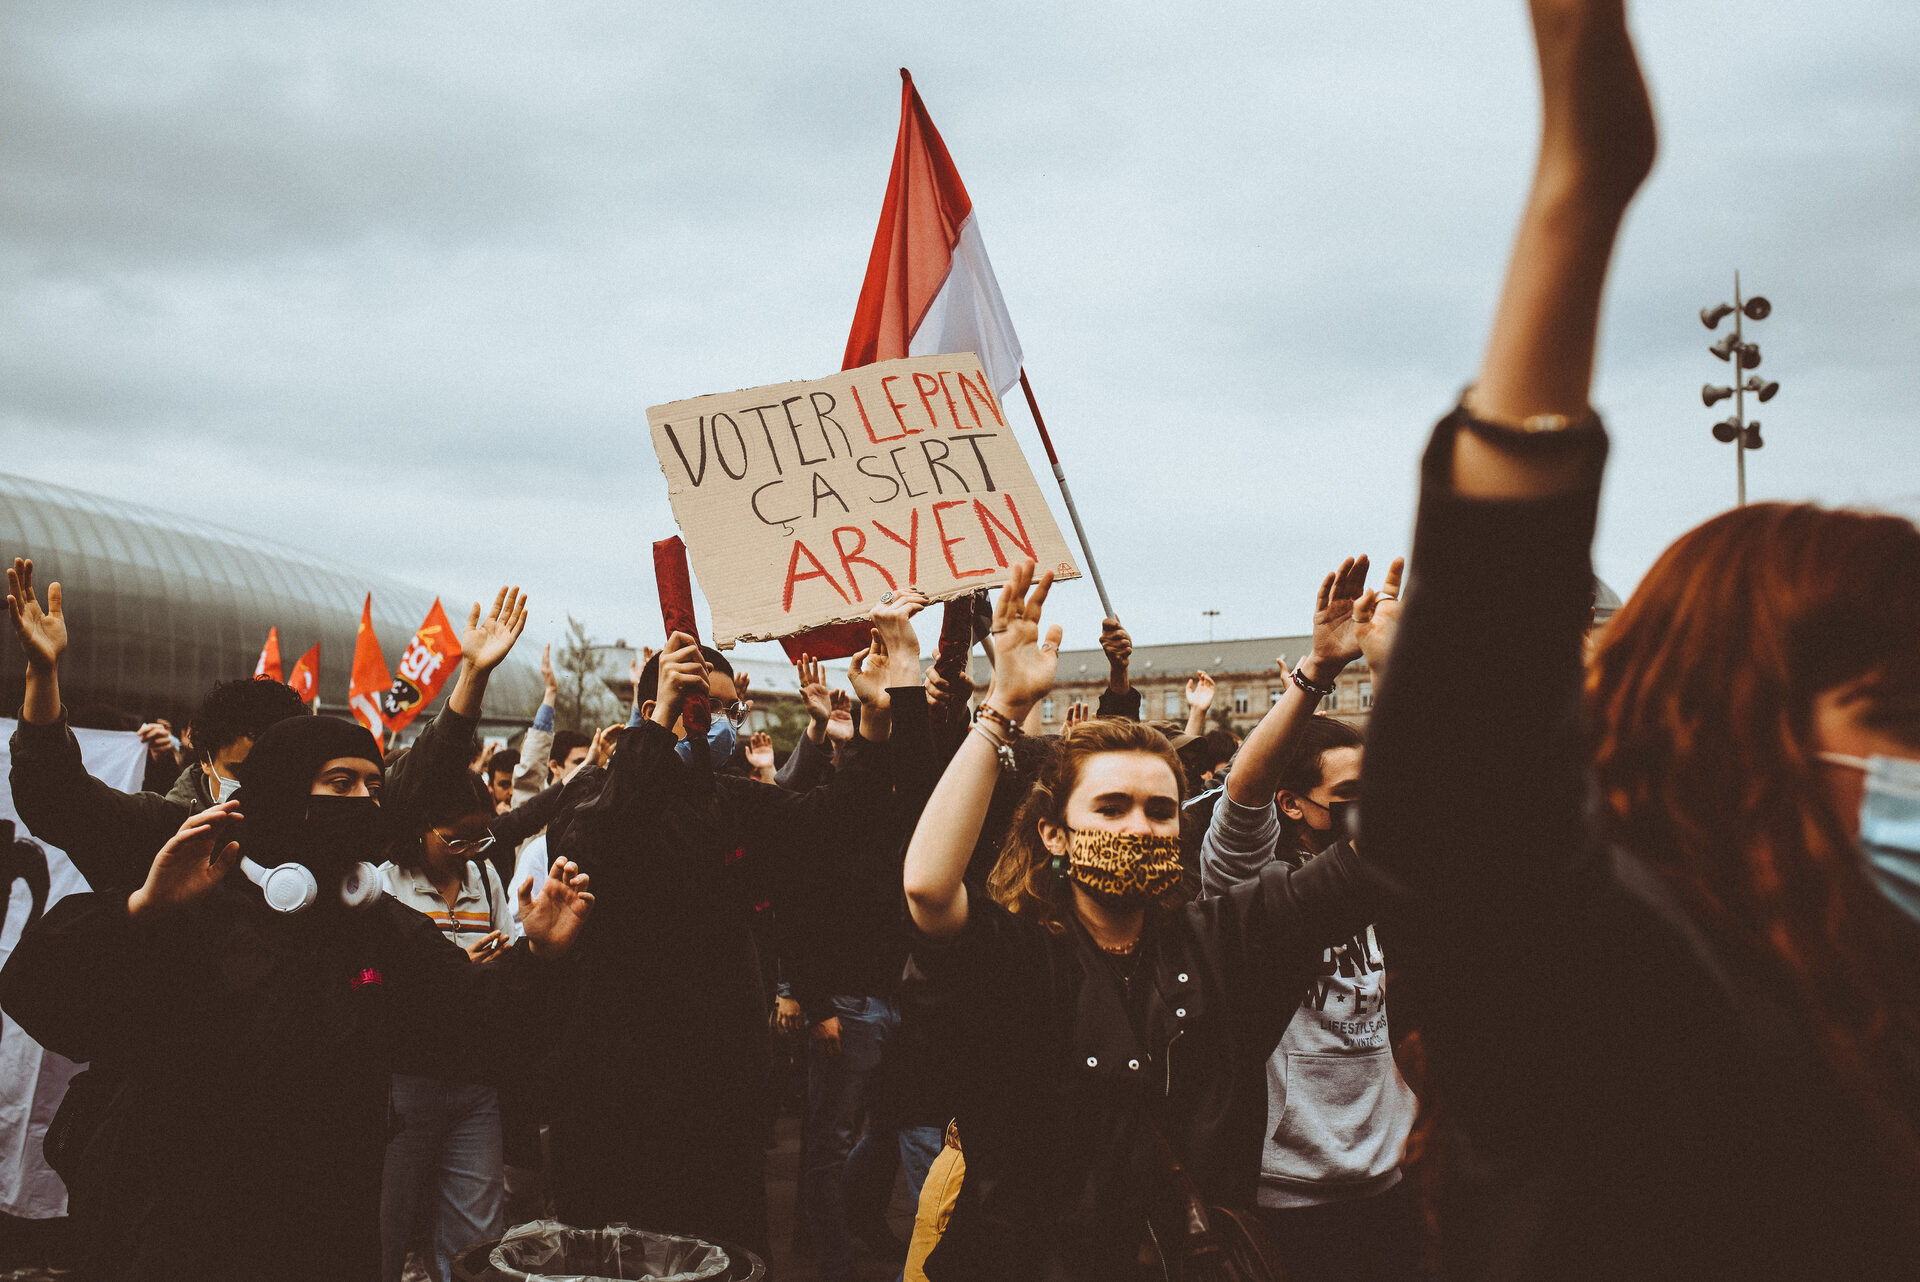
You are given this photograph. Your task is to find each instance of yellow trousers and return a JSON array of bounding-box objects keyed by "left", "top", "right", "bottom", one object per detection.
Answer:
[{"left": 904, "top": 1143, "right": 966, "bottom": 1282}]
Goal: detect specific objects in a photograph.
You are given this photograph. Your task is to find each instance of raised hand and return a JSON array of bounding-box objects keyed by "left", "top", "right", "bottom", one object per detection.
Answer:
[
  {"left": 1353, "top": 556, "right": 1406, "bottom": 678},
  {"left": 127, "top": 802, "right": 244, "bottom": 920},
  {"left": 848, "top": 631, "right": 893, "bottom": 712},
  {"left": 6, "top": 558, "right": 67, "bottom": 672},
  {"left": 138, "top": 720, "right": 177, "bottom": 762},
  {"left": 520, "top": 856, "right": 593, "bottom": 958},
  {"left": 1185, "top": 670, "right": 1215, "bottom": 712},
  {"left": 796, "top": 654, "right": 832, "bottom": 729},
  {"left": 825, "top": 690, "right": 855, "bottom": 743},
  {"left": 590, "top": 723, "right": 621, "bottom": 768},
  {"left": 1099, "top": 617, "right": 1132, "bottom": 692},
  {"left": 649, "top": 631, "right": 707, "bottom": 730},
  {"left": 1063, "top": 700, "right": 1092, "bottom": 731},
  {"left": 733, "top": 670, "right": 754, "bottom": 720},
  {"left": 542, "top": 644, "right": 559, "bottom": 699},
  {"left": 984, "top": 562, "right": 1061, "bottom": 719},
  {"left": 1308, "top": 556, "right": 1371, "bottom": 679},
  {"left": 872, "top": 588, "right": 930, "bottom": 664},
  {"left": 745, "top": 731, "right": 775, "bottom": 772},
  {"left": 462, "top": 587, "right": 529, "bottom": 674}
]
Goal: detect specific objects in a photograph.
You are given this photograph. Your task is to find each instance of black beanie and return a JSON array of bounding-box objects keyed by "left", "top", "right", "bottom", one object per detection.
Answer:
[{"left": 235, "top": 715, "right": 383, "bottom": 836}]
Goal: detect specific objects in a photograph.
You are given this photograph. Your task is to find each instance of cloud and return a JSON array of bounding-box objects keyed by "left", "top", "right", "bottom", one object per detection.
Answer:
[{"left": 3, "top": 0, "right": 1917, "bottom": 665}]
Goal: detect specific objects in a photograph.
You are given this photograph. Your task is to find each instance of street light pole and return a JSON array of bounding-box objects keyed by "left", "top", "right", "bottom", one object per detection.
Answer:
[
  {"left": 1202, "top": 609, "right": 1220, "bottom": 643},
  {"left": 1700, "top": 273, "right": 1778, "bottom": 509}
]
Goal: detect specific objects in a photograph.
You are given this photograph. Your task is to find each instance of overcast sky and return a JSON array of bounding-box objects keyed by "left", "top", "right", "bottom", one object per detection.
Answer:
[{"left": 4, "top": 0, "right": 1916, "bottom": 667}]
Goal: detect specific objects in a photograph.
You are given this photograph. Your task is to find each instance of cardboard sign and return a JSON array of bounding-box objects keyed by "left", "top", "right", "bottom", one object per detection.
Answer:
[{"left": 647, "top": 353, "right": 1081, "bottom": 647}]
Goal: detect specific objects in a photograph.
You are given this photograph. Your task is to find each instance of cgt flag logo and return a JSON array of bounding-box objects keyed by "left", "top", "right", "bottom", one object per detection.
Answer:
[
  {"left": 377, "top": 599, "right": 463, "bottom": 736},
  {"left": 287, "top": 643, "right": 320, "bottom": 704}
]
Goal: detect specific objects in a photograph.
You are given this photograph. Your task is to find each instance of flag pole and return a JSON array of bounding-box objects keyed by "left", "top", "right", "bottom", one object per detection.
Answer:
[{"left": 1017, "top": 368, "right": 1118, "bottom": 622}]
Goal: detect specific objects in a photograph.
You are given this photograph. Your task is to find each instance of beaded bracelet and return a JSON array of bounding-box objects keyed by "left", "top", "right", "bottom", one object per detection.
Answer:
[{"left": 1290, "top": 665, "right": 1335, "bottom": 699}]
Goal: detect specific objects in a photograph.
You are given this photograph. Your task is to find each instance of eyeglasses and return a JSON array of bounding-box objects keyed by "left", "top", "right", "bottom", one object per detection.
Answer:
[
  {"left": 718, "top": 700, "right": 750, "bottom": 721},
  {"left": 432, "top": 829, "right": 496, "bottom": 855}
]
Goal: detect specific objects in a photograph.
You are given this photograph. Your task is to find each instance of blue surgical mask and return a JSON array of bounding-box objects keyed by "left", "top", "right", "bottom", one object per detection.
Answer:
[
  {"left": 1820, "top": 753, "right": 1920, "bottom": 923},
  {"left": 213, "top": 769, "right": 242, "bottom": 804},
  {"left": 675, "top": 713, "right": 737, "bottom": 765}
]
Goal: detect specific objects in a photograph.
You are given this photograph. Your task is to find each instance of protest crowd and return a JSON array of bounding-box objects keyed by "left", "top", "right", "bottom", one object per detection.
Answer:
[{"left": 4, "top": 2, "right": 1920, "bottom": 1280}]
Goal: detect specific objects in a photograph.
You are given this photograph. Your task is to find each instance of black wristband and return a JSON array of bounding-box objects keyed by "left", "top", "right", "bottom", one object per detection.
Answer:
[
  {"left": 1449, "top": 396, "right": 1604, "bottom": 458},
  {"left": 1290, "top": 666, "right": 1335, "bottom": 699}
]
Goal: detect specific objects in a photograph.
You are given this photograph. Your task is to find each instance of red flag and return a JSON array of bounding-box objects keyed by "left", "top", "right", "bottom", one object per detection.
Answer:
[
  {"left": 377, "top": 599, "right": 464, "bottom": 736},
  {"left": 287, "top": 644, "right": 320, "bottom": 704},
  {"left": 254, "top": 627, "right": 283, "bottom": 682},
  {"left": 788, "top": 69, "right": 1025, "bottom": 665},
  {"left": 348, "top": 595, "right": 392, "bottom": 739},
  {"left": 653, "top": 537, "right": 711, "bottom": 743}
]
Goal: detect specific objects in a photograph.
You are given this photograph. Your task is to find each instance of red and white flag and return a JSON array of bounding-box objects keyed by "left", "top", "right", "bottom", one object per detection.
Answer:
[
  {"left": 787, "top": 70, "right": 1026, "bottom": 665},
  {"left": 287, "top": 644, "right": 320, "bottom": 704},
  {"left": 254, "top": 627, "right": 283, "bottom": 682},
  {"left": 348, "top": 596, "right": 391, "bottom": 740},
  {"left": 843, "top": 69, "right": 1024, "bottom": 398}
]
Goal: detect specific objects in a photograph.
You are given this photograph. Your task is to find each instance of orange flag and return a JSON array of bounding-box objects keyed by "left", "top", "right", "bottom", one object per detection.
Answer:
[
  {"left": 287, "top": 644, "right": 321, "bottom": 704},
  {"left": 254, "top": 627, "right": 284, "bottom": 682},
  {"left": 348, "top": 596, "right": 392, "bottom": 739},
  {"left": 377, "top": 599, "right": 464, "bottom": 736}
]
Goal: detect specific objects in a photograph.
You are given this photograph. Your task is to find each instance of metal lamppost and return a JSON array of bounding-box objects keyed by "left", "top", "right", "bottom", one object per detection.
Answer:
[
  {"left": 1700, "top": 272, "right": 1780, "bottom": 507},
  {"left": 1202, "top": 609, "right": 1220, "bottom": 643}
]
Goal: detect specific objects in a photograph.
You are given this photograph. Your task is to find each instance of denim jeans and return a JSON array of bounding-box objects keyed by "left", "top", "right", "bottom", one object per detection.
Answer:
[
  {"left": 381, "top": 1075, "right": 506, "bottom": 1282},
  {"left": 804, "top": 995, "right": 898, "bottom": 1282}
]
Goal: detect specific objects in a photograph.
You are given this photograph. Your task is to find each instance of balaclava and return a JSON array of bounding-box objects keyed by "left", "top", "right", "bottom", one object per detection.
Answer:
[{"left": 234, "top": 716, "right": 387, "bottom": 901}]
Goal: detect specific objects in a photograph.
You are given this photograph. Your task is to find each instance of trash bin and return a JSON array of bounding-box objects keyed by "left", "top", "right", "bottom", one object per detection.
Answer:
[{"left": 450, "top": 1221, "right": 766, "bottom": 1282}]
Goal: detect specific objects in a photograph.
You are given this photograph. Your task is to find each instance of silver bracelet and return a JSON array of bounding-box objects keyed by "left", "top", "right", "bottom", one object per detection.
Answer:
[{"left": 970, "top": 721, "right": 1018, "bottom": 774}]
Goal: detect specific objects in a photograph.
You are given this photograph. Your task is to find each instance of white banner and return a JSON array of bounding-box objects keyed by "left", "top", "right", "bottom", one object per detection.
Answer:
[{"left": 0, "top": 720, "right": 147, "bottom": 1219}]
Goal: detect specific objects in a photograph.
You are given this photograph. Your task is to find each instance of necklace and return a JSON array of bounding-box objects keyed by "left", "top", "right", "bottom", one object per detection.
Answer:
[{"left": 1097, "top": 936, "right": 1139, "bottom": 956}]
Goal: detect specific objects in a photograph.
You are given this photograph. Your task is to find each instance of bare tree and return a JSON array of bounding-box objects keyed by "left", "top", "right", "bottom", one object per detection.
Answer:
[{"left": 555, "top": 615, "right": 619, "bottom": 733}]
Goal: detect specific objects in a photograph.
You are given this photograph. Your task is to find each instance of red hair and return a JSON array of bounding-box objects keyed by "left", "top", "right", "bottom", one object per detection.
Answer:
[{"left": 1588, "top": 502, "right": 1920, "bottom": 1191}]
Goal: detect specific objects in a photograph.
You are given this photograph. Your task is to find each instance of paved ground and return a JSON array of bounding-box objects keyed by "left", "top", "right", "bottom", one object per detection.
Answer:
[{"left": 0, "top": 1109, "right": 915, "bottom": 1282}]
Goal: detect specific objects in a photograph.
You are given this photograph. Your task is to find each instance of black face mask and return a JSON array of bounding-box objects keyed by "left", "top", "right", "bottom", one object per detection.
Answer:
[{"left": 284, "top": 795, "right": 387, "bottom": 884}]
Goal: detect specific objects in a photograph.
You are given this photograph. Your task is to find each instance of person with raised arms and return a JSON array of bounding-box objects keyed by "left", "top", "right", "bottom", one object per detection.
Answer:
[
  {"left": 1362, "top": 0, "right": 1920, "bottom": 1275},
  {"left": 0, "top": 713, "right": 593, "bottom": 1282},
  {"left": 898, "top": 562, "right": 1387, "bottom": 1281}
]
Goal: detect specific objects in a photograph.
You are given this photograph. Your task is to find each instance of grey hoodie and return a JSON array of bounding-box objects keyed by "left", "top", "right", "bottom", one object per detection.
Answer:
[{"left": 1200, "top": 795, "right": 1417, "bottom": 1207}]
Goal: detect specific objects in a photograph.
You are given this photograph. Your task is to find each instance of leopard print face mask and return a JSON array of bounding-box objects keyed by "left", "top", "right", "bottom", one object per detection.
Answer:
[{"left": 1066, "top": 827, "right": 1185, "bottom": 906}]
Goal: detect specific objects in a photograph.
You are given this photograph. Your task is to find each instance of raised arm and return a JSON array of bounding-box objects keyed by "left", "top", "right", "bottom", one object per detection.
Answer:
[
  {"left": 1183, "top": 670, "right": 1214, "bottom": 738},
  {"left": 1454, "top": 0, "right": 1654, "bottom": 500},
  {"left": 7, "top": 558, "right": 65, "bottom": 726},
  {"left": 1364, "top": 0, "right": 1651, "bottom": 891},
  {"left": 1226, "top": 557, "right": 1370, "bottom": 807},
  {"left": 1096, "top": 618, "right": 1140, "bottom": 720},
  {"left": 446, "top": 586, "right": 530, "bottom": 719},
  {"left": 903, "top": 564, "right": 1059, "bottom": 941}
]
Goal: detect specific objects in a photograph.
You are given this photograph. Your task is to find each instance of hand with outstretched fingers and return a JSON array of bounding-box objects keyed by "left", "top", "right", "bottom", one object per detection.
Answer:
[
  {"left": 128, "top": 802, "right": 244, "bottom": 921},
  {"left": 1063, "top": 700, "right": 1092, "bottom": 732},
  {"left": 745, "top": 732, "right": 775, "bottom": 772},
  {"left": 6, "top": 558, "right": 66, "bottom": 672},
  {"left": 796, "top": 654, "right": 832, "bottom": 733},
  {"left": 1308, "top": 556, "right": 1371, "bottom": 679},
  {"left": 519, "top": 856, "right": 593, "bottom": 959},
  {"left": 591, "top": 723, "right": 622, "bottom": 768},
  {"left": 462, "top": 587, "right": 529, "bottom": 674},
  {"left": 649, "top": 631, "right": 708, "bottom": 730},
  {"left": 983, "top": 562, "right": 1062, "bottom": 721},
  {"left": 1354, "top": 556, "right": 1406, "bottom": 679},
  {"left": 1185, "top": 670, "right": 1215, "bottom": 712},
  {"left": 825, "top": 690, "right": 855, "bottom": 743}
]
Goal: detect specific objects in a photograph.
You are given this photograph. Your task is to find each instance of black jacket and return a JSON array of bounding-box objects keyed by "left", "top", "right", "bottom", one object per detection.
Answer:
[
  {"left": 1362, "top": 411, "right": 1920, "bottom": 1279},
  {"left": 543, "top": 719, "right": 892, "bottom": 1243},
  {"left": 0, "top": 886, "right": 566, "bottom": 1282},
  {"left": 906, "top": 847, "right": 1380, "bottom": 1282}
]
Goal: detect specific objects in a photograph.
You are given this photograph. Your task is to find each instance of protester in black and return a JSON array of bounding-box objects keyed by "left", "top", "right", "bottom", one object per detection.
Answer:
[
  {"left": 0, "top": 713, "right": 592, "bottom": 1282},
  {"left": 543, "top": 605, "right": 921, "bottom": 1257},
  {"left": 1362, "top": 1, "right": 1920, "bottom": 1275},
  {"left": 899, "top": 564, "right": 1385, "bottom": 1281}
]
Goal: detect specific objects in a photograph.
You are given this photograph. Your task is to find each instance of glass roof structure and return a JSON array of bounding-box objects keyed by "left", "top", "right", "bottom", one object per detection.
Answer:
[{"left": 0, "top": 471, "right": 540, "bottom": 730}]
